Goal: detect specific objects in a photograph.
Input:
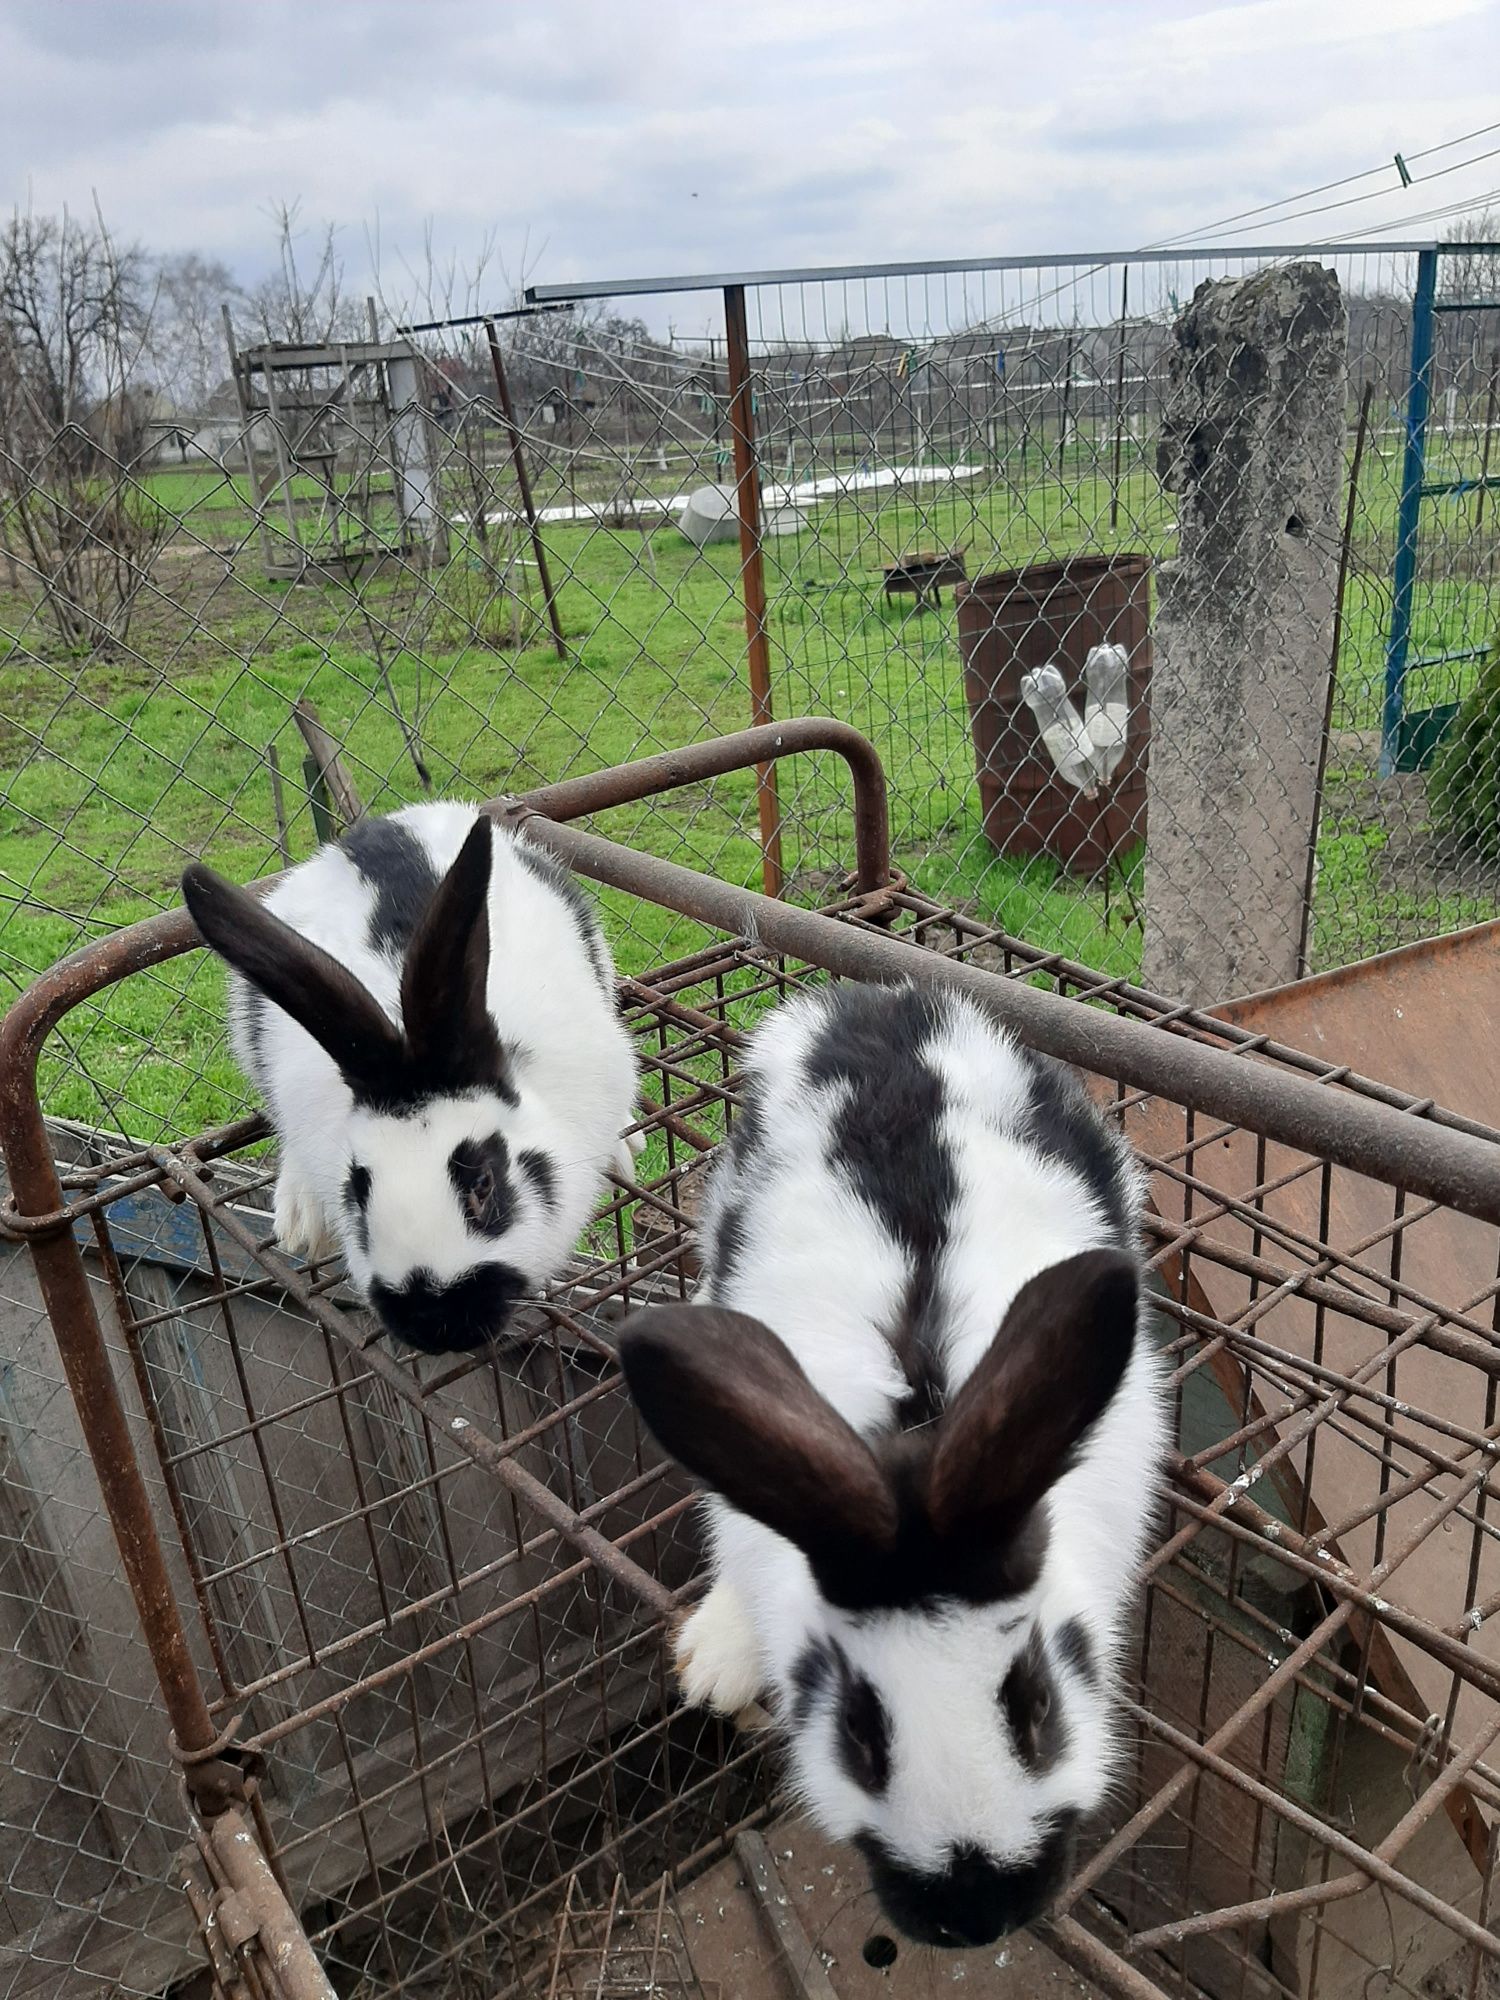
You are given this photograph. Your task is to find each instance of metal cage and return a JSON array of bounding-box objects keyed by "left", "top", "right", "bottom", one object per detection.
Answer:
[{"left": 3, "top": 722, "right": 1500, "bottom": 2000}]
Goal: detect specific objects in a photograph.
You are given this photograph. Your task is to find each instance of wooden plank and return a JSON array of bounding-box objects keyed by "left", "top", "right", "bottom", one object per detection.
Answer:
[{"left": 734, "top": 1830, "right": 843, "bottom": 2000}]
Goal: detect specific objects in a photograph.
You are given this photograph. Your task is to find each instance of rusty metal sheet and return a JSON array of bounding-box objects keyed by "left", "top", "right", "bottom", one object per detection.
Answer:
[{"left": 1122, "top": 922, "right": 1500, "bottom": 1754}]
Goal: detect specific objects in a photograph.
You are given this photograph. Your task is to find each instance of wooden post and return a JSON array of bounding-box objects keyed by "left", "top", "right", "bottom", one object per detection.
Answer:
[
  {"left": 723, "top": 284, "right": 785, "bottom": 899},
  {"left": 293, "top": 698, "right": 365, "bottom": 833},
  {"left": 222, "top": 304, "right": 276, "bottom": 574},
  {"left": 484, "top": 318, "right": 568, "bottom": 660},
  {"left": 266, "top": 743, "right": 292, "bottom": 863}
]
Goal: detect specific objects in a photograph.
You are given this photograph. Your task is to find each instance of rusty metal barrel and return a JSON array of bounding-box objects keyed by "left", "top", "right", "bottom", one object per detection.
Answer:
[{"left": 956, "top": 553, "right": 1152, "bottom": 876}]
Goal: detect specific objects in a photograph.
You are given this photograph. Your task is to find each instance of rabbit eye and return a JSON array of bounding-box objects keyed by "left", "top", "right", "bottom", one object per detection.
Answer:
[
  {"left": 1034, "top": 1686, "right": 1051, "bottom": 1725},
  {"left": 448, "top": 1136, "right": 513, "bottom": 1238},
  {"left": 836, "top": 1668, "right": 891, "bottom": 1795}
]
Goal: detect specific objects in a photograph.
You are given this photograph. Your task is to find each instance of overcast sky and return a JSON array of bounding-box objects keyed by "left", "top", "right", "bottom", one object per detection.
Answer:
[{"left": 4, "top": 0, "right": 1499, "bottom": 326}]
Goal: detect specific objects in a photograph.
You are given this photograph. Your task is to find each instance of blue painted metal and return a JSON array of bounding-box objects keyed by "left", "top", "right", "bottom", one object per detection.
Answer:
[
  {"left": 1419, "top": 475, "right": 1500, "bottom": 497},
  {"left": 1381, "top": 248, "right": 1439, "bottom": 777}
]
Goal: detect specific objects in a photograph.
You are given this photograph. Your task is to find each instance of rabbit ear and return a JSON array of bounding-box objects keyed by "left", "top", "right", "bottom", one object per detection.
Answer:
[
  {"left": 619, "top": 1303, "right": 899, "bottom": 1573},
  {"left": 400, "top": 818, "right": 505, "bottom": 1089},
  {"left": 183, "top": 863, "right": 405, "bottom": 1092},
  {"left": 927, "top": 1249, "right": 1138, "bottom": 1547}
]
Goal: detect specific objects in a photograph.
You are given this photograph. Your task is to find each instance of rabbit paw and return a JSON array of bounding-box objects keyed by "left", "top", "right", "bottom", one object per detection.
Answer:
[
  {"left": 273, "top": 1171, "right": 337, "bottom": 1264},
  {"left": 613, "top": 1128, "right": 647, "bottom": 1182},
  {"left": 674, "top": 1584, "right": 763, "bottom": 1716}
]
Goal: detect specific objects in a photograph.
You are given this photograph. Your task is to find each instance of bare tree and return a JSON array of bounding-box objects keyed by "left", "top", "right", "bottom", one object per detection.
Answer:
[
  {"left": 147, "top": 250, "right": 244, "bottom": 411},
  {"left": 244, "top": 202, "right": 364, "bottom": 345},
  {"left": 1439, "top": 210, "right": 1500, "bottom": 303},
  {"left": 0, "top": 204, "right": 171, "bottom": 653}
]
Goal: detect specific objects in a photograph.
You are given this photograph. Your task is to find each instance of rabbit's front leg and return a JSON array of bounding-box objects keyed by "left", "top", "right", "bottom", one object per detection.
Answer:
[
  {"left": 674, "top": 1580, "right": 763, "bottom": 1715},
  {"left": 273, "top": 1155, "right": 338, "bottom": 1264}
]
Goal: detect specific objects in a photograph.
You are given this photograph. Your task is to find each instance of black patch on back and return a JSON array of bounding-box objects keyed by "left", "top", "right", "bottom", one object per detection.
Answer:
[
  {"left": 518, "top": 1148, "right": 557, "bottom": 1212},
  {"left": 1019, "top": 1052, "right": 1134, "bottom": 1248},
  {"left": 889, "top": 1261, "right": 944, "bottom": 1431},
  {"left": 1054, "top": 1617, "right": 1096, "bottom": 1688},
  {"left": 835, "top": 1651, "right": 892, "bottom": 1795},
  {"left": 340, "top": 816, "right": 442, "bottom": 957},
  {"left": 448, "top": 1134, "right": 515, "bottom": 1238},
  {"left": 511, "top": 838, "right": 613, "bottom": 997},
  {"left": 789, "top": 1641, "right": 832, "bottom": 1725},
  {"left": 806, "top": 986, "right": 957, "bottom": 1426},
  {"left": 343, "top": 1163, "right": 372, "bottom": 1255},
  {"left": 999, "top": 1628, "right": 1066, "bottom": 1773}
]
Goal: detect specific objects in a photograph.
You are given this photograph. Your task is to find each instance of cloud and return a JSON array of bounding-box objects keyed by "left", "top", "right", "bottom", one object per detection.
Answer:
[{"left": 2, "top": 0, "right": 1497, "bottom": 331}]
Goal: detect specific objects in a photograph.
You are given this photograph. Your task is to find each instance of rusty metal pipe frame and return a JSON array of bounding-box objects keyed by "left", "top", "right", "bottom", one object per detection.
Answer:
[
  {"left": 511, "top": 715, "right": 891, "bottom": 898},
  {"left": 513, "top": 815, "right": 1500, "bottom": 1225},
  {"left": 0, "top": 719, "right": 881, "bottom": 1802}
]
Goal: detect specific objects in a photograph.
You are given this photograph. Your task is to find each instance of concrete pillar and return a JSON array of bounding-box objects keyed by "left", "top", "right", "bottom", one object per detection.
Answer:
[
  {"left": 1142, "top": 262, "right": 1347, "bottom": 1005},
  {"left": 386, "top": 351, "right": 446, "bottom": 558}
]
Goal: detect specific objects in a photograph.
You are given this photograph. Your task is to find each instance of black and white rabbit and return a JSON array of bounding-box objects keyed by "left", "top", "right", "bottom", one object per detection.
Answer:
[
  {"left": 618, "top": 983, "right": 1167, "bottom": 1949},
  {"left": 182, "top": 802, "right": 640, "bottom": 1354}
]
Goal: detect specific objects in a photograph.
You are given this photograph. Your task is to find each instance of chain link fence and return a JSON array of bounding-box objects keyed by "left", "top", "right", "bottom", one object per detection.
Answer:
[{"left": 1, "top": 238, "right": 1498, "bottom": 1994}]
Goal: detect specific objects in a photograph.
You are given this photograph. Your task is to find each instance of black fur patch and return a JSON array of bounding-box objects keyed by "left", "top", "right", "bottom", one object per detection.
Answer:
[
  {"left": 448, "top": 1135, "right": 515, "bottom": 1238},
  {"left": 511, "top": 838, "right": 613, "bottom": 996},
  {"left": 789, "top": 1641, "right": 832, "bottom": 1725},
  {"left": 518, "top": 1148, "right": 557, "bottom": 1212},
  {"left": 1054, "top": 1617, "right": 1096, "bottom": 1687},
  {"left": 711, "top": 1200, "right": 748, "bottom": 1293},
  {"left": 369, "top": 1262, "right": 526, "bottom": 1353},
  {"left": 241, "top": 989, "right": 270, "bottom": 1093},
  {"left": 810, "top": 1455, "right": 1050, "bottom": 1614},
  {"left": 1019, "top": 1053, "right": 1134, "bottom": 1248},
  {"left": 836, "top": 1653, "right": 892, "bottom": 1795},
  {"left": 806, "top": 986, "right": 956, "bottom": 1426},
  {"left": 341, "top": 815, "right": 442, "bottom": 957},
  {"left": 999, "top": 1629, "right": 1066, "bottom": 1773},
  {"left": 343, "top": 1163, "right": 372, "bottom": 1254},
  {"left": 728, "top": 1087, "right": 763, "bottom": 1162},
  {"left": 857, "top": 1820, "right": 1078, "bottom": 1948}
]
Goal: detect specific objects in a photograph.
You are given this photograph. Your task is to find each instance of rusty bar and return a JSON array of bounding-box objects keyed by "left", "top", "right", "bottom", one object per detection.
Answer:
[
  {"left": 1478, "top": 346, "right": 1498, "bottom": 533},
  {"left": 511, "top": 717, "right": 889, "bottom": 896},
  {"left": 1040, "top": 1916, "right": 1171, "bottom": 2000},
  {"left": 484, "top": 317, "right": 568, "bottom": 661},
  {"left": 1109, "top": 263, "right": 1129, "bottom": 532},
  {"left": 0, "top": 1038, "right": 222, "bottom": 1780},
  {"left": 722, "top": 284, "right": 784, "bottom": 898},
  {"left": 208, "top": 1807, "right": 337, "bottom": 1998},
  {"left": 515, "top": 818, "right": 1500, "bottom": 1225},
  {"left": 1297, "top": 377, "right": 1375, "bottom": 978}
]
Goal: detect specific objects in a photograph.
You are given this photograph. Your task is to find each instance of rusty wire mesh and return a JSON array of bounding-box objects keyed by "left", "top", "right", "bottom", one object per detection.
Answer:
[
  {"left": 1, "top": 237, "right": 1499, "bottom": 2000},
  {"left": 1, "top": 243, "right": 1497, "bottom": 1131},
  {"left": 1, "top": 776, "right": 1500, "bottom": 1996}
]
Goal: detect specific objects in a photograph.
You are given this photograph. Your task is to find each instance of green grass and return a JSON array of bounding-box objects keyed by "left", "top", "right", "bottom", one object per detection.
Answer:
[{"left": 2, "top": 432, "right": 1496, "bottom": 1142}]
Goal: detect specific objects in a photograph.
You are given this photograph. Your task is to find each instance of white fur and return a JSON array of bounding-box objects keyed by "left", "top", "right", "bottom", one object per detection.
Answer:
[
  {"left": 686, "top": 984, "right": 1169, "bottom": 1877},
  {"left": 228, "top": 801, "right": 638, "bottom": 1317}
]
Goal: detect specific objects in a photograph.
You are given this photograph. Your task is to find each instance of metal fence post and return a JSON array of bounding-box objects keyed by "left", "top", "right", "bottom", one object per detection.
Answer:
[
  {"left": 1380, "top": 246, "right": 1438, "bottom": 776},
  {"left": 722, "top": 284, "right": 785, "bottom": 899}
]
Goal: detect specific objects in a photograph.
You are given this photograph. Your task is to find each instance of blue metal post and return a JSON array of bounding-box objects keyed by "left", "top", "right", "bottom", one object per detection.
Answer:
[{"left": 1380, "top": 246, "right": 1438, "bottom": 775}]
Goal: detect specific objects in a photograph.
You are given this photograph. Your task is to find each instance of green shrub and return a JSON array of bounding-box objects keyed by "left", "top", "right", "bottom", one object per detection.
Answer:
[{"left": 1429, "top": 644, "right": 1500, "bottom": 857}]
